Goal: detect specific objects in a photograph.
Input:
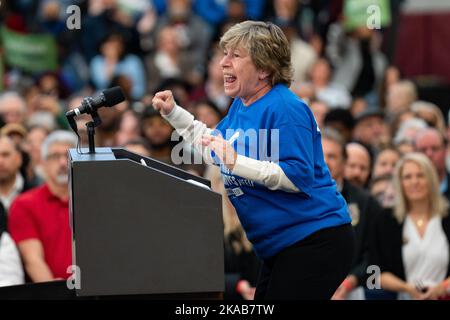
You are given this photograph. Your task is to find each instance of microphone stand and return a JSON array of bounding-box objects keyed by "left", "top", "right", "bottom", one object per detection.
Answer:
[
  {"left": 75, "top": 96, "right": 103, "bottom": 154},
  {"left": 86, "top": 108, "right": 102, "bottom": 154}
]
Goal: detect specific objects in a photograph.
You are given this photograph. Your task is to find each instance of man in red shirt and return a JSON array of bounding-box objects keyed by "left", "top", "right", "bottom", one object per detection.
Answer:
[{"left": 8, "top": 130, "right": 77, "bottom": 282}]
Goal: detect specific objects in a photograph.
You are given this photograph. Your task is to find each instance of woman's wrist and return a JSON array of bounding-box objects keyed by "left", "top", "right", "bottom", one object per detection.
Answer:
[{"left": 162, "top": 103, "right": 178, "bottom": 118}]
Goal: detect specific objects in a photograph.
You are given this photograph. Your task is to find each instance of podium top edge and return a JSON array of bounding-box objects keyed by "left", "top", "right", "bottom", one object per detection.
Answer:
[{"left": 68, "top": 148, "right": 115, "bottom": 161}]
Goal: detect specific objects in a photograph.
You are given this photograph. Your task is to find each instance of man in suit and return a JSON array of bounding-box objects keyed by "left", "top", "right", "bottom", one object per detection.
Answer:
[{"left": 322, "top": 127, "right": 383, "bottom": 300}]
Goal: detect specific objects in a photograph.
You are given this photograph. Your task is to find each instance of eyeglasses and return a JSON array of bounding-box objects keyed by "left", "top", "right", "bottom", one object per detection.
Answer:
[
  {"left": 46, "top": 153, "right": 68, "bottom": 161},
  {"left": 417, "top": 145, "right": 444, "bottom": 154}
]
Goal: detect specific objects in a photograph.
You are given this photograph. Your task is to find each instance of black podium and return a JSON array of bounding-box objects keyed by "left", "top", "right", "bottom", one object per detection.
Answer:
[{"left": 68, "top": 147, "right": 224, "bottom": 298}]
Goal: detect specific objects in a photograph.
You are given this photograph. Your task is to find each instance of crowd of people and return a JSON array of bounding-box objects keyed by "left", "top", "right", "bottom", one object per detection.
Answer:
[{"left": 0, "top": 0, "right": 449, "bottom": 300}]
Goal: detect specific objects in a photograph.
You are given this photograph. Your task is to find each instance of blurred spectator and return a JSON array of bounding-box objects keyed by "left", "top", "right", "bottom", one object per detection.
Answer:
[
  {"left": 266, "top": 0, "right": 322, "bottom": 44},
  {"left": 373, "top": 147, "right": 401, "bottom": 179},
  {"left": 0, "top": 92, "right": 27, "bottom": 125},
  {"left": 294, "top": 58, "right": 351, "bottom": 109},
  {"left": 156, "top": 0, "right": 265, "bottom": 26},
  {"left": 115, "top": 110, "right": 140, "bottom": 146},
  {"left": 327, "top": 24, "right": 387, "bottom": 106},
  {"left": 193, "top": 100, "right": 223, "bottom": 129},
  {"left": 0, "top": 134, "right": 34, "bottom": 286},
  {"left": 289, "top": 30, "right": 317, "bottom": 84},
  {"left": 95, "top": 98, "right": 126, "bottom": 147},
  {"left": 36, "top": 72, "right": 70, "bottom": 100},
  {"left": 154, "top": 0, "right": 212, "bottom": 78},
  {"left": 110, "top": 75, "right": 133, "bottom": 103},
  {"left": 393, "top": 118, "right": 428, "bottom": 156},
  {"left": 223, "top": 205, "right": 260, "bottom": 300},
  {"left": 191, "top": 45, "right": 231, "bottom": 112},
  {"left": 414, "top": 128, "right": 450, "bottom": 201},
  {"left": 90, "top": 32, "right": 146, "bottom": 100},
  {"left": 322, "top": 128, "right": 382, "bottom": 300},
  {"left": 389, "top": 110, "right": 415, "bottom": 141},
  {"left": 353, "top": 109, "right": 389, "bottom": 154},
  {"left": 323, "top": 108, "right": 355, "bottom": 143},
  {"left": 379, "top": 65, "right": 401, "bottom": 110},
  {"left": 386, "top": 80, "right": 418, "bottom": 118},
  {"left": 81, "top": 0, "right": 141, "bottom": 61},
  {"left": 145, "top": 25, "right": 199, "bottom": 93},
  {"left": 26, "top": 112, "right": 58, "bottom": 133},
  {"left": 8, "top": 131, "right": 77, "bottom": 282},
  {"left": 155, "top": 78, "right": 193, "bottom": 112},
  {"left": 123, "top": 138, "right": 151, "bottom": 157},
  {"left": 309, "top": 99, "right": 329, "bottom": 130},
  {"left": 216, "top": 0, "right": 248, "bottom": 37},
  {"left": 345, "top": 142, "right": 372, "bottom": 189},
  {"left": 411, "top": 101, "right": 447, "bottom": 138},
  {"left": 21, "top": 126, "right": 49, "bottom": 187},
  {"left": 140, "top": 108, "right": 174, "bottom": 164},
  {"left": 226, "top": 0, "right": 247, "bottom": 23},
  {"left": 37, "top": 0, "right": 66, "bottom": 37},
  {"left": 1, "top": 123, "right": 28, "bottom": 147},
  {"left": 26, "top": 88, "right": 68, "bottom": 130},
  {"left": 0, "top": 135, "right": 33, "bottom": 213},
  {"left": 370, "top": 173, "right": 395, "bottom": 209},
  {"left": 350, "top": 97, "right": 369, "bottom": 118},
  {"left": 369, "top": 153, "right": 450, "bottom": 300}
]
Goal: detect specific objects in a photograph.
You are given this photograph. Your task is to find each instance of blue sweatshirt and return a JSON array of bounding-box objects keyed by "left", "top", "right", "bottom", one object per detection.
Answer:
[{"left": 215, "top": 84, "right": 351, "bottom": 259}]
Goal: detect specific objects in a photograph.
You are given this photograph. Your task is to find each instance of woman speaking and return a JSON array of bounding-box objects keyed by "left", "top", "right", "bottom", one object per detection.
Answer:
[{"left": 152, "top": 21, "right": 354, "bottom": 300}]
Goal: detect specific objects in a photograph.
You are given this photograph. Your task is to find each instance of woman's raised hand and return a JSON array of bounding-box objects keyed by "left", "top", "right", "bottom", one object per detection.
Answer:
[{"left": 152, "top": 90, "right": 176, "bottom": 115}]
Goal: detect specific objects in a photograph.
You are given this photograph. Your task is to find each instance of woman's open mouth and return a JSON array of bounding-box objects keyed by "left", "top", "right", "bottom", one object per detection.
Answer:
[{"left": 224, "top": 74, "right": 237, "bottom": 86}]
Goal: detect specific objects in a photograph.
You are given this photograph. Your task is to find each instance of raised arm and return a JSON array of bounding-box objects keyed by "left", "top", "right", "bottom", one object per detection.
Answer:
[
  {"left": 152, "top": 91, "right": 213, "bottom": 159},
  {"left": 152, "top": 91, "right": 299, "bottom": 193}
]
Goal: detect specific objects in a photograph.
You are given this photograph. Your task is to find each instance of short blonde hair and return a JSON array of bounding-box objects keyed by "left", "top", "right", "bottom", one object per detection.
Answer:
[
  {"left": 220, "top": 20, "right": 293, "bottom": 86},
  {"left": 393, "top": 152, "right": 448, "bottom": 223}
]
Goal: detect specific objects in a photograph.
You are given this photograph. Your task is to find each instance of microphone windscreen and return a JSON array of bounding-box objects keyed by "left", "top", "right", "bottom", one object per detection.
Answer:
[{"left": 103, "top": 86, "right": 125, "bottom": 107}]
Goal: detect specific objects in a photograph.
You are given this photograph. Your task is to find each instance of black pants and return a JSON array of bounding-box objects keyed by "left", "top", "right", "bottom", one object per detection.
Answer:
[{"left": 254, "top": 223, "right": 355, "bottom": 300}]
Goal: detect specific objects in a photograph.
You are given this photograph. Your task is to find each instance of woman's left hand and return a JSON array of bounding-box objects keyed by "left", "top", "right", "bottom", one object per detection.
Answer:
[
  {"left": 201, "top": 134, "right": 237, "bottom": 170},
  {"left": 423, "top": 283, "right": 448, "bottom": 300}
]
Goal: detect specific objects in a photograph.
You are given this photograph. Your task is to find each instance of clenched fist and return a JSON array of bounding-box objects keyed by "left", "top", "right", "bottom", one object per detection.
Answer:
[{"left": 152, "top": 90, "right": 176, "bottom": 115}]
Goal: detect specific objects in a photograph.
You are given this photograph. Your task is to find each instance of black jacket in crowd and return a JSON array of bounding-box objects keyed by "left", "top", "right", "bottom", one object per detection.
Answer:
[
  {"left": 224, "top": 230, "right": 261, "bottom": 300},
  {"left": 442, "top": 172, "right": 450, "bottom": 203},
  {"left": 341, "top": 179, "right": 383, "bottom": 286}
]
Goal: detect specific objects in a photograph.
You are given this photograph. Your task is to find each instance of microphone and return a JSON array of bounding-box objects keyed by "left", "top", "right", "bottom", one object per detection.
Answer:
[{"left": 66, "top": 86, "right": 125, "bottom": 119}]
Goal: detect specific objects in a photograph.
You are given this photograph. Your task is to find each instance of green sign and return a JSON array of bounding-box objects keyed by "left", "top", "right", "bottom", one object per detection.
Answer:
[
  {"left": 344, "top": 0, "right": 391, "bottom": 31},
  {"left": 1, "top": 26, "right": 57, "bottom": 73}
]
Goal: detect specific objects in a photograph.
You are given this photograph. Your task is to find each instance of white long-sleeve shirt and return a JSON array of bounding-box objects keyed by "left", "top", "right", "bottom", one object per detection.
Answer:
[{"left": 163, "top": 104, "right": 299, "bottom": 192}]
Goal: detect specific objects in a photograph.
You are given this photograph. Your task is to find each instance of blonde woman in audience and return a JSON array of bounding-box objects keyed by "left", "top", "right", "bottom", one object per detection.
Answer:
[{"left": 370, "top": 153, "right": 450, "bottom": 300}]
